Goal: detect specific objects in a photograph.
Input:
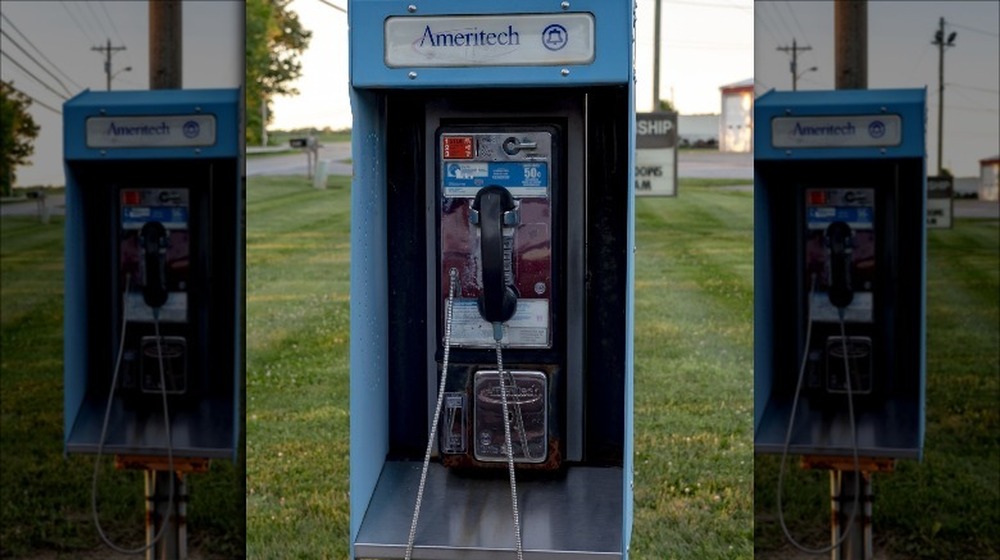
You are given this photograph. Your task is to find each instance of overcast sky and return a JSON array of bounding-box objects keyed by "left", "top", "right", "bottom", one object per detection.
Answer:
[
  {"left": 1, "top": 0, "right": 242, "bottom": 187},
  {"left": 756, "top": 1, "right": 999, "bottom": 177},
  {"left": 3, "top": 1, "right": 997, "bottom": 186}
]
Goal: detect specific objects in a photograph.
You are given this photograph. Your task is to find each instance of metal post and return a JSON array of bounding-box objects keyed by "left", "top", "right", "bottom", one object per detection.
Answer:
[
  {"left": 652, "top": 0, "right": 662, "bottom": 110},
  {"left": 831, "top": 470, "right": 873, "bottom": 560}
]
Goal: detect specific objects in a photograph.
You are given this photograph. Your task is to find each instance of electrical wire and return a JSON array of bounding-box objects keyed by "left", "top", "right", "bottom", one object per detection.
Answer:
[
  {"left": 0, "top": 80, "right": 62, "bottom": 115},
  {"left": 0, "top": 14, "right": 82, "bottom": 92},
  {"left": 0, "top": 51, "right": 69, "bottom": 100},
  {"left": 776, "top": 275, "right": 862, "bottom": 555},
  {"left": 92, "top": 276, "right": 177, "bottom": 554}
]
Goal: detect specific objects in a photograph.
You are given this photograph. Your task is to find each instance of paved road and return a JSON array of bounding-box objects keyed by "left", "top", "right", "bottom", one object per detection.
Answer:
[
  {"left": 678, "top": 150, "right": 753, "bottom": 180},
  {"left": 246, "top": 143, "right": 352, "bottom": 177}
]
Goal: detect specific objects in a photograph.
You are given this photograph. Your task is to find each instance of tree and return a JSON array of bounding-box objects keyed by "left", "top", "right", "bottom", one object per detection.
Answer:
[
  {"left": 657, "top": 99, "right": 676, "bottom": 113},
  {"left": 1, "top": 82, "right": 41, "bottom": 197},
  {"left": 246, "top": 0, "right": 311, "bottom": 146}
]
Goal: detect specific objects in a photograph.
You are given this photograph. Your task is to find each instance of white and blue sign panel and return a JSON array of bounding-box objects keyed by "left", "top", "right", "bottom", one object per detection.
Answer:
[
  {"left": 442, "top": 162, "right": 549, "bottom": 197},
  {"left": 635, "top": 112, "right": 677, "bottom": 197},
  {"left": 86, "top": 114, "right": 217, "bottom": 148},
  {"left": 385, "top": 14, "right": 595, "bottom": 67},
  {"left": 772, "top": 114, "right": 902, "bottom": 148}
]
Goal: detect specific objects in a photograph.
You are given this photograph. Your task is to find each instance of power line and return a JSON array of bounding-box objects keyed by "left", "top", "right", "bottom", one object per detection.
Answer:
[
  {"left": 1, "top": 51, "right": 69, "bottom": 100},
  {"left": 61, "top": 1, "right": 98, "bottom": 44},
  {"left": 82, "top": 1, "right": 112, "bottom": 42},
  {"left": 315, "top": 0, "right": 347, "bottom": 14},
  {"left": 1, "top": 80, "right": 62, "bottom": 115},
  {"left": 948, "top": 21, "right": 999, "bottom": 37},
  {"left": 1, "top": 13, "right": 84, "bottom": 91},
  {"left": 777, "top": 39, "right": 813, "bottom": 91},
  {"left": 97, "top": 1, "right": 132, "bottom": 66},
  {"left": 948, "top": 83, "right": 1000, "bottom": 95},
  {"left": 1, "top": 29, "right": 74, "bottom": 96}
]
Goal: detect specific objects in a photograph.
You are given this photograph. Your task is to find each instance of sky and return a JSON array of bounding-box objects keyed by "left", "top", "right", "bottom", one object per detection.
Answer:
[
  {"left": 269, "top": 0, "right": 755, "bottom": 131},
  {"left": 755, "top": 1, "right": 999, "bottom": 177},
  {"left": 3, "top": 1, "right": 997, "bottom": 186},
  {"left": 1, "top": 0, "right": 243, "bottom": 188}
]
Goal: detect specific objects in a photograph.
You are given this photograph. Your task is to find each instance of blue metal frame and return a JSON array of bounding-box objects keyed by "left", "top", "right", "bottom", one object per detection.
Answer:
[
  {"left": 349, "top": 0, "right": 631, "bottom": 88},
  {"left": 63, "top": 88, "right": 242, "bottom": 460},
  {"left": 349, "top": 1, "right": 634, "bottom": 557},
  {"left": 753, "top": 88, "right": 926, "bottom": 459}
]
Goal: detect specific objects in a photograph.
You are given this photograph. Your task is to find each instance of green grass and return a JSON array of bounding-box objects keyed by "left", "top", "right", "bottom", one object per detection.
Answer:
[
  {"left": 754, "top": 218, "right": 1000, "bottom": 558},
  {"left": 244, "top": 174, "right": 351, "bottom": 559},
  {"left": 630, "top": 187, "right": 755, "bottom": 559},
  {"left": 0, "top": 216, "right": 245, "bottom": 558}
]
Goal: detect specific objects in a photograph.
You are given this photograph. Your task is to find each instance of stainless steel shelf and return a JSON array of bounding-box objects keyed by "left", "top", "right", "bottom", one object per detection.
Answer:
[{"left": 356, "top": 461, "right": 624, "bottom": 559}]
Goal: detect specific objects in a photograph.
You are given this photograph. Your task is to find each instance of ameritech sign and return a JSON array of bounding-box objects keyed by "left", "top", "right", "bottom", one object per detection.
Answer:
[
  {"left": 384, "top": 14, "right": 595, "bottom": 67},
  {"left": 86, "top": 115, "right": 217, "bottom": 148},
  {"left": 635, "top": 112, "right": 677, "bottom": 197},
  {"left": 771, "top": 114, "right": 902, "bottom": 148}
]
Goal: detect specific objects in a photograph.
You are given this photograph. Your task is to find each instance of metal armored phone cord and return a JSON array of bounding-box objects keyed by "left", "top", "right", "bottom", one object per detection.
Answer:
[
  {"left": 777, "top": 275, "right": 861, "bottom": 554},
  {"left": 494, "top": 336, "right": 525, "bottom": 560},
  {"left": 92, "top": 276, "right": 177, "bottom": 554},
  {"left": 405, "top": 268, "right": 458, "bottom": 560}
]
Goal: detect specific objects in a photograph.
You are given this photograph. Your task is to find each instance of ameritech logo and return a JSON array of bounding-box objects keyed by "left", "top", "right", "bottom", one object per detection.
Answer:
[
  {"left": 418, "top": 25, "right": 520, "bottom": 47},
  {"left": 792, "top": 121, "right": 857, "bottom": 137},
  {"left": 106, "top": 121, "right": 170, "bottom": 137},
  {"left": 183, "top": 120, "right": 200, "bottom": 139},
  {"left": 868, "top": 120, "right": 886, "bottom": 138}
]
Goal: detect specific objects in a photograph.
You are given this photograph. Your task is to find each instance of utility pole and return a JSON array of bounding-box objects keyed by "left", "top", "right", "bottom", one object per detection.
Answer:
[
  {"left": 653, "top": 0, "right": 662, "bottom": 110},
  {"left": 835, "top": 0, "right": 867, "bottom": 89},
  {"left": 150, "top": 0, "right": 182, "bottom": 89},
  {"left": 91, "top": 39, "right": 127, "bottom": 91},
  {"left": 932, "top": 17, "right": 957, "bottom": 176},
  {"left": 777, "top": 38, "right": 812, "bottom": 91}
]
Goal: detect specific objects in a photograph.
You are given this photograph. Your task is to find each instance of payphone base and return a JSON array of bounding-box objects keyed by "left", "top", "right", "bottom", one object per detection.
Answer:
[{"left": 355, "top": 460, "right": 624, "bottom": 559}]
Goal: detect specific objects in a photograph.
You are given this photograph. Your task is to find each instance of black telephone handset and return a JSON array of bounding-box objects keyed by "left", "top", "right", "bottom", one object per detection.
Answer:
[
  {"left": 140, "top": 221, "right": 169, "bottom": 309},
  {"left": 825, "top": 220, "right": 854, "bottom": 310},
  {"left": 472, "top": 185, "right": 518, "bottom": 329}
]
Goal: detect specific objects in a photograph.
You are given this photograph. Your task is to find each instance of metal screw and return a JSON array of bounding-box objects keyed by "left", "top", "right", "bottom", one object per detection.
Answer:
[
  {"left": 561, "top": 1, "right": 570, "bottom": 9},
  {"left": 880, "top": 106, "right": 887, "bottom": 113},
  {"left": 195, "top": 148, "right": 201, "bottom": 155},
  {"left": 785, "top": 109, "right": 792, "bottom": 115},
  {"left": 785, "top": 150, "right": 792, "bottom": 156},
  {"left": 560, "top": 68, "right": 570, "bottom": 77},
  {"left": 195, "top": 106, "right": 202, "bottom": 113},
  {"left": 408, "top": 4, "right": 417, "bottom": 13},
  {"left": 880, "top": 148, "right": 886, "bottom": 155},
  {"left": 100, "top": 150, "right": 107, "bottom": 156},
  {"left": 408, "top": 71, "right": 418, "bottom": 80},
  {"left": 100, "top": 109, "right": 106, "bottom": 115}
]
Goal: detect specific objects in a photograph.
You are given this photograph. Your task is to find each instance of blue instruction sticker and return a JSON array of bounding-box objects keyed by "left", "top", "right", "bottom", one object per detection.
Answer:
[{"left": 443, "top": 162, "right": 549, "bottom": 197}]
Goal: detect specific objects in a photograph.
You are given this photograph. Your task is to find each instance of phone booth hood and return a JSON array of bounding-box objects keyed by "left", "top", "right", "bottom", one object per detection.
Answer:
[{"left": 753, "top": 88, "right": 927, "bottom": 460}]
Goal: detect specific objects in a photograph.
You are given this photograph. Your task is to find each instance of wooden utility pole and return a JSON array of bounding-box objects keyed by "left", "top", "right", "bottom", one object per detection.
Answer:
[
  {"left": 150, "top": 0, "right": 182, "bottom": 89},
  {"left": 91, "top": 39, "right": 127, "bottom": 91},
  {"left": 777, "top": 39, "right": 812, "bottom": 91},
  {"left": 932, "top": 17, "right": 957, "bottom": 175},
  {"left": 835, "top": 0, "right": 867, "bottom": 89}
]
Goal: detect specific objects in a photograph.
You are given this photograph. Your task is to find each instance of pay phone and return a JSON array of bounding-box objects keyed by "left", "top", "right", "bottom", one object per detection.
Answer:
[
  {"left": 435, "top": 126, "right": 563, "bottom": 470},
  {"left": 116, "top": 187, "right": 192, "bottom": 397},
  {"left": 802, "top": 187, "right": 876, "bottom": 396}
]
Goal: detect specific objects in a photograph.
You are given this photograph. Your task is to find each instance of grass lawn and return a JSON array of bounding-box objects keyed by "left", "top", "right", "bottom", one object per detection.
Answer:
[{"left": 0, "top": 215, "right": 245, "bottom": 558}]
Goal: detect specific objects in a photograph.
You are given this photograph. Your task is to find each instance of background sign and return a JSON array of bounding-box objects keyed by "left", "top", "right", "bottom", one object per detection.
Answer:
[
  {"left": 635, "top": 112, "right": 678, "bottom": 197},
  {"left": 927, "top": 175, "right": 954, "bottom": 229}
]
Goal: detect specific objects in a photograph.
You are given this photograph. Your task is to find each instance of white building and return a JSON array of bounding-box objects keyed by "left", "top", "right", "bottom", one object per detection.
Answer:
[
  {"left": 719, "top": 78, "right": 754, "bottom": 153},
  {"left": 980, "top": 156, "right": 999, "bottom": 201}
]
